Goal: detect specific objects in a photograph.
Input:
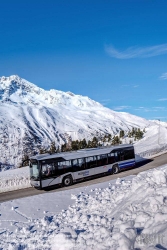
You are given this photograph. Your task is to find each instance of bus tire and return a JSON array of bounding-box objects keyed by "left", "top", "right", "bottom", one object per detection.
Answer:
[
  {"left": 113, "top": 164, "right": 119, "bottom": 174},
  {"left": 63, "top": 175, "right": 73, "bottom": 187}
]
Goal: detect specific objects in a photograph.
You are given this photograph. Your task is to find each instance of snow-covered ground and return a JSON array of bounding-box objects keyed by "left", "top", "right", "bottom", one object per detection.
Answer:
[
  {"left": 1, "top": 165, "right": 167, "bottom": 249},
  {"left": 1, "top": 75, "right": 167, "bottom": 248},
  {"left": 1, "top": 133, "right": 167, "bottom": 248}
]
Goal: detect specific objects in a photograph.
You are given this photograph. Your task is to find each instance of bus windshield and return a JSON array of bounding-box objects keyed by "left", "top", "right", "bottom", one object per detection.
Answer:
[{"left": 30, "top": 160, "right": 40, "bottom": 180}]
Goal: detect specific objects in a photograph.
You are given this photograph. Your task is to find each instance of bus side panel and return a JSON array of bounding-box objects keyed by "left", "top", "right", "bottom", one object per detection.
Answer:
[
  {"left": 73, "top": 168, "right": 94, "bottom": 180},
  {"left": 41, "top": 177, "right": 61, "bottom": 188},
  {"left": 118, "top": 159, "right": 136, "bottom": 170},
  {"left": 106, "top": 164, "right": 114, "bottom": 174},
  {"left": 94, "top": 164, "right": 112, "bottom": 175},
  {"left": 42, "top": 172, "right": 76, "bottom": 187}
]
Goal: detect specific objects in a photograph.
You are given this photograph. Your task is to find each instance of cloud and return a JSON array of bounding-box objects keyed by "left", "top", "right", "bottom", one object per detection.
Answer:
[
  {"left": 113, "top": 106, "right": 131, "bottom": 111},
  {"left": 157, "top": 98, "right": 167, "bottom": 101},
  {"left": 105, "top": 44, "right": 167, "bottom": 59},
  {"left": 159, "top": 73, "right": 167, "bottom": 80},
  {"left": 121, "top": 84, "right": 130, "bottom": 87},
  {"left": 135, "top": 107, "right": 151, "bottom": 112},
  {"left": 135, "top": 106, "right": 166, "bottom": 112},
  {"left": 153, "top": 107, "right": 166, "bottom": 111},
  {"left": 154, "top": 116, "right": 167, "bottom": 119},
  {"left": 121, "top": 84, "right": 139, "bottom": 88},
  {"left": 100, "top": 99, "right": 111, "bottom": 105}
]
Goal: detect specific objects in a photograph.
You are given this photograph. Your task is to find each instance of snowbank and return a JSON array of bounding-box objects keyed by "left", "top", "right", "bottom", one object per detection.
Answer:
[
  {"left": 1, "top": 166, "right": 167, "bottom": 249},
  {"left": 0, "top": 166, "right": 30, "bottom": 193},
  {"left": 134, "top": 124, "right": 167, "bottom": 157}
]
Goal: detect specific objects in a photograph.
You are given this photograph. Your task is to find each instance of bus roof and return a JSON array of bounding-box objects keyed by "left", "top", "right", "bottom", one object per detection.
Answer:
[{"left": 30, "top": 144, "right": 134, "bottom": 161}]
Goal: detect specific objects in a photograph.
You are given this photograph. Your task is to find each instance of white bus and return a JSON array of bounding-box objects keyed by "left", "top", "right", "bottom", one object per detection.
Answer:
[{"left": 29, "top": 144, "right": 135, "bottom": 189}]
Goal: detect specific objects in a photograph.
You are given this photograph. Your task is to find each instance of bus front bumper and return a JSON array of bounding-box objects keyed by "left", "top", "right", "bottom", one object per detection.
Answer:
[{"left": 30, "top": 180, "right": 40, "bottom": 188}]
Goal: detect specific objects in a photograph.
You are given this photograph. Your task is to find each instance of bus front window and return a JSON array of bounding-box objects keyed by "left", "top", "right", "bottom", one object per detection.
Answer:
[{"left": 30, "top": 160, "right": 40, "bottom": 180}]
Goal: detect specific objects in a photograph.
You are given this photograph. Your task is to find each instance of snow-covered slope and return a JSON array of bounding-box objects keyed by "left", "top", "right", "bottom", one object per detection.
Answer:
[
  {"left": 0, "top": 75, "right": 152, "bottom": 167},
  {"left": 1, "top": 166, "right": 167, "bottom": 249}
]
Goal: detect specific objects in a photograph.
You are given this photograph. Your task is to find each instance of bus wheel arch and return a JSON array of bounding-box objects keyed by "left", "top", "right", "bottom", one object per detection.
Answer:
[
  {"left": 112, "top": 164, "right": 119, "bottom": 174},
  {"left": 62, "top": 175, "right": 73, "bottom": 187}
]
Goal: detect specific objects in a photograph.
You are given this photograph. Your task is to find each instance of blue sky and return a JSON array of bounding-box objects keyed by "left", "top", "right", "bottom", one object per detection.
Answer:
[{"left": 1, "top": 0, "right": 167, "bottom": 121}]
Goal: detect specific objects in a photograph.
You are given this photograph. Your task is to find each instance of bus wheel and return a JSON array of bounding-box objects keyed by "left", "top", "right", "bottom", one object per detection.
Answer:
[
  {"left": 113, "top": 164, "right": 119, "bottom": 174},
  {"left": 63, "top": 175, "right": 73, "bottom": 187}
]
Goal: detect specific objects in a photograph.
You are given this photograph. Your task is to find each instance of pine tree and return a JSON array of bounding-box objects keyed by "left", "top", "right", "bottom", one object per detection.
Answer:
[
  {"left": 61, "top": 143, "right": 68, "bottom": 152},
  {"left": 92, "top": 136, "right": 98, "bottom": 148},
  {"left": 20, "top": 154, "right": 29, "bottom": 168},
  {"left": 81, "top": 138, "right": 87, "bottom": 148},
  {"left": 119, "top": 130, "right": 125, "bottom": 138},
  {"left": 135, "top": 128, "right": 144, "bottom": 140},
  {"left": 49, "top": 141, "right": 56, "bottom": 154},
  {"left": 56, "top": 146, "right": 60, "bottom": 153},
  {"left": 87, "top": 140, "right": 92, "bottom": 148},
  {"left": 39, "top": 147, "right": 48, "bottom": 154},
  {"left": 112, "top": 136, "right": 121, "bottom": 145},
  {"left": 71, "top": 141, "right": 79, "bottom": 150},
  {"left": 108, "top": 134, "right": 112, "bottom": 142}
]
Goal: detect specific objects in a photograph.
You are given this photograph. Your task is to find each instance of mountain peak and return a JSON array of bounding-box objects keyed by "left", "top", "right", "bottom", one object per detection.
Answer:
[
  {"left": 0, "top": 75, "right": 20, "bottom": 82},
  {"left": 0, "top": 75, "right": 36, "bottom": 88},
  {"left": 0, "top": 75, "right": 42, "bottom": 101},
  {"left": 0, "top": 75, "right": 103, "bottom": 108}
]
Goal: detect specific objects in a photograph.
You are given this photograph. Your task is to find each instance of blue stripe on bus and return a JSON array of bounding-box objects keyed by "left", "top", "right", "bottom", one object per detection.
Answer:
[
  {"left": 107, "top": 160, "right": 135, "bottom": 173},
  {"left": 119, "top": 161, "right": 135, "bottom": 169}
]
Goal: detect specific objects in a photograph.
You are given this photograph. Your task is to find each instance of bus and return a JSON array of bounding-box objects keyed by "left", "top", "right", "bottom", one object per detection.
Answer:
[{"left": 29, "top": 144, "right": 135, "bottom": 189}]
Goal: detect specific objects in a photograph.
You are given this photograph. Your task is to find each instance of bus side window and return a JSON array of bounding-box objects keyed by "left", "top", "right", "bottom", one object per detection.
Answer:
[
  {"left": 58, "top": 161, "right": 72, "bottom": 174},
  {"left": 114, "top": 150, "right": 124, "bottom": 162},
  {"left": 78, "top": 158, "right": 85, "bottom": 169},
  {"left": 101, "top": 154, "right": 108, "bottom": 165},
  {"left": 53, "top": 162, "right": 58, "bottom": 175},
  {"left": 120, "top": 151, "right": 124, "bottom": 161},
  {"left": 86, "top": 156, "right": 96, "bottom": 169},
  {"left": 124, "top": 149, "right": 134, "bottom": 160},
  {"left": 108, "top": 153, "right": 115, "bottom": 164},
  {"left": 114, "top": 151, "right": 120, "bottom": 162},
  {"left": 72, "top": 159, "right": 78, "bottom": 171},
  {"left": 42, "top": 163, "right": 53, "bottom": 177},
  {"left": 96, "top": 155, "right": 101, "bottom": 166},
  {"left": 64, "top": 161, "right": 71, "bottom": 169}
]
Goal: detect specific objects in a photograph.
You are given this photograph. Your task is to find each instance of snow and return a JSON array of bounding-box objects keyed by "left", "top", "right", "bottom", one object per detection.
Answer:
[
  {"left": 0, "top": 135, "right": 167, "bottom": 249},
  {"left": 1, "top": 75, "right": 167, "bottom": 248},
  {"left": 1, "top": 166, "right": 167, "bottom": 249},
  {"left": 0, "top": 167, "right": 30, "bottom": 193},
  {"left": 134, "top": 124, "right": 167, "bottom": 156},
  {"left": 0, "top": 75, "right": 154, "bottom": 168}
]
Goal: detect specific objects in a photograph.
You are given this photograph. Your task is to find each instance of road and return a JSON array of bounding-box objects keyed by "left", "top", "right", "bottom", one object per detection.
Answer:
[{"left": 0, "top": 153, "right": 167, "bottom": 203}]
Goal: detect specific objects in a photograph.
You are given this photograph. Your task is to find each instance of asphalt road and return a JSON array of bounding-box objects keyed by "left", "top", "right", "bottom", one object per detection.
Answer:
[{"left": 0, "top": 153, "right": 167, "bottom": 203}]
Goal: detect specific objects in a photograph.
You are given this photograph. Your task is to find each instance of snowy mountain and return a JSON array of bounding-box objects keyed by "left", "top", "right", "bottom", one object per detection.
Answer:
[{"left": 0, "top": 75, "right": 152, "bottom": 167}]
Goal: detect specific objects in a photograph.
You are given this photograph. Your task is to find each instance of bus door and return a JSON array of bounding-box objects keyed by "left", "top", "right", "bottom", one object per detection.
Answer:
[{"left": 40, "top": 162, "right": 56, "bottom": 188}]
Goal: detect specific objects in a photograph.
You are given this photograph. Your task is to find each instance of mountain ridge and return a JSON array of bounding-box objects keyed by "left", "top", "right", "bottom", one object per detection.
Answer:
[{"left": 0, "top": 75, "right": 152, "bottom": 167}]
